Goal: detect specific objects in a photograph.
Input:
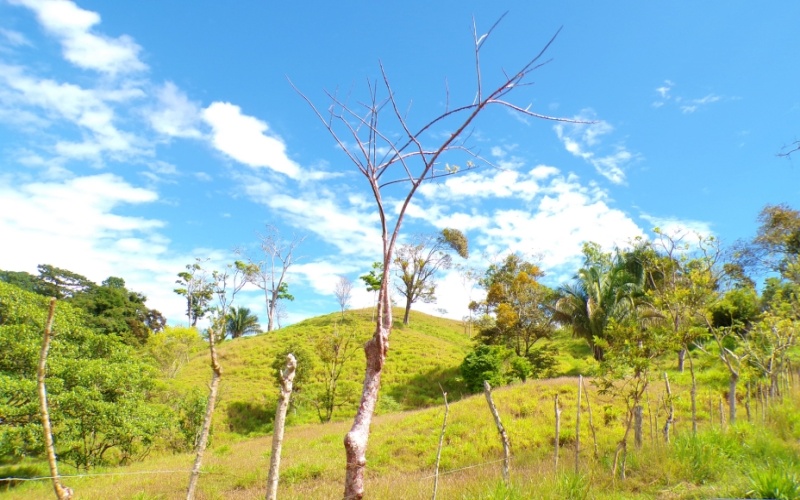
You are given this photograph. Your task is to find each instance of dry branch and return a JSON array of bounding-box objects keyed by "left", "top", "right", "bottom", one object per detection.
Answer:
[{"left": 483, "top": 381, "right": 510, "bottom": 486}]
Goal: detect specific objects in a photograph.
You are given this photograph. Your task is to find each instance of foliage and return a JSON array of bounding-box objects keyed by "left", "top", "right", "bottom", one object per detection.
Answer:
[
  {"left": 475, "top": 254, "right": 555, "bottom": 357},
  {"left": 173, "top": 259, "right": 214, "bottom": 326},
  {"left": 552, "top": 243, "right": 654, "bottom": 361},
  {"left": 0, "top": 282, "right": 171, "bottom": 470},
  {"left": 225, "top": 306, "right": 261, "bottom": 339},
  {"left": 460, "top": 344, "right": 518, "bottom": 392},
  {"left": 748, "top": 469, "right": 800, "bottom": 500},
  {"left": 146, "top": 325, "right": 205, "bottom": 377}
]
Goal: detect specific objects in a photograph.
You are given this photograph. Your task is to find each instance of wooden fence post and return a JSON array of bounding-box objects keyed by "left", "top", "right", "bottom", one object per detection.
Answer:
[{"left": 483, "top": 381, "right": 510, "bottom": 486}]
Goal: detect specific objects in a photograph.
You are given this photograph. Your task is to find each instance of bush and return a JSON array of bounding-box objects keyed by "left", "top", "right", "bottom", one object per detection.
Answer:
[{"left": 460, "top": 345, "right": 519, "bottom": 392}]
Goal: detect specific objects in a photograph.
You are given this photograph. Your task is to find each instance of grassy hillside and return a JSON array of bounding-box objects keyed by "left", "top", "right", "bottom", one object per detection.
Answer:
[
  {"left": 163, "top": 307, "right": 473, "bottom": 435},
  {"left": 5, "top": 373, "right": 800, "bottom": 499}
]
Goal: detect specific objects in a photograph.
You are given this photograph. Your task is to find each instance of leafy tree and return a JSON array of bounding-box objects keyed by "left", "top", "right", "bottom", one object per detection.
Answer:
[
  {"left": 310, "top": 323, "right": 361, "bottom": 423},
  {"left": 147, "top": 326, "right": 205, "bottom": 378},
  {"left": 552, "top": 243, "right": 653, "bottom": 360},
  {"left": 459, "top": 345, "right": 518, "bottom": 393},
  {"left": 0, "top": 282, "right": 169, "bottom": 470},
  {"left": 35, "top": 264, "right": 93, "bottom": 299},
  {"left": 360, "top": 262, "right": 383, "bottom": 321},
  {"left": 475, "top": 254, "right": 555, "bottom": 357},
  {"left": 174, "top": 259, "right": 214, "bottom": 327},
  {"left": 226, "top": 306, "right": 261, "bottom": 339},
  {"left": 394, "top": 229, "right": 468, "bottom": 325}
]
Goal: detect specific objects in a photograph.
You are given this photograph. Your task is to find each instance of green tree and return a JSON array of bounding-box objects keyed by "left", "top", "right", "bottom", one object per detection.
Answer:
[
  {"left": 552, "top": 243, "right": 653, "bottom": 360},
  {"left": 147, "top": 325, "right": 205, "bottom": 378},
  {"left": 174, "top": 259, "right": 214, "bottom": 327},
  {"left": 226, "top": 306, "right": 261, "bottom": 339},
  {"left": 360, "top": 262, "right": 383, "bottom": 322},
  {"left": 394, "top": 229, "right": 468, "bottom": 325},
  {"left": 0, "top": 282, "right": 170, "bottom": 470},
  {"left": 474, "top": 254, "right": 555, "bottom": 357}
]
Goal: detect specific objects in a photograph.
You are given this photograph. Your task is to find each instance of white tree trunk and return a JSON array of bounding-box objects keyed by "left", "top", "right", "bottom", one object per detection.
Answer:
[
  {"left": 187, "top": 329, "right": 223, "bottom": 500},
  {"left": 483, "top": 381, "right": 510, "bottom": 486},
  {"left": 266, "top": 354, "right": 297, "bottom": 500}
]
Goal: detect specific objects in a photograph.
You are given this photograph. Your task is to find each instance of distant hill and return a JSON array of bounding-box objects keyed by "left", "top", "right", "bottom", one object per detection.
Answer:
[{"left": 166, "top": 307, "right": 473, "bottom": 435}]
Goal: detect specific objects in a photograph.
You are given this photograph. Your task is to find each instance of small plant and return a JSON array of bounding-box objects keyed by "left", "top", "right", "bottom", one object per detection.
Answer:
[
  {"left": 747, "top": 468, "right": 800, "bottom": 499},
  {"left": 557, "top": 472, "right": 590, "bottom": 500}
]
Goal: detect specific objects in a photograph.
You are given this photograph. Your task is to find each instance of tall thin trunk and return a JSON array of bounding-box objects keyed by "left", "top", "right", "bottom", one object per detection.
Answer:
[
  {"left": 581, "top": 377, "right": 598, "bottom": 459},
  {"left": 343, "top": 286, "right": 391, "bottom": 499},
  {"left": 575, "top": 375, "right": 582, "bottom": 474},
  {"left": 403, "top": 294, "right": 412, "bottom": 326},
  {"left": 38, "top": 298, "right": 72, "bottom": 500},
  {"left": 688, "top": 353, "right": 697, "bottom": 435},
  {"left": 483, "top": 381, "right": 510, "bottom": 486},
  {"left": 677, "top": 348, "right": 686, "bottom": 373},
  {"left": 663, "top": 372, "right": 674, "bottom": 443},
  {"left": 554, "top": 394, "right": 561, "bottom": 469},
  {"left": 266, "top": 354, "right": 297, "bottom": 500},
  {"left": 633, "top": 406, "right": 643, "bottom": 449},
  {"left": 187, "top": 328, "right": 223, "bottom": 500},
  {"left": 432, "top": 386, "right": 449, "bottom": 500},
  {"left": 728, "top": 372, "right": 738, "bottom": 425}
]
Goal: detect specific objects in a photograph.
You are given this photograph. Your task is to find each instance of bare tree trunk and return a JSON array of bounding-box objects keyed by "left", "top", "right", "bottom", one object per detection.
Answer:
[
  {"left": 266, "top": 354, "right": 297, "bottom": 500},
  {"left": 432, "top": 385, "right": 449, "bottom": 500},
  {"left": 580, "top": 377, "right": 598, "bottom": 459},
  {"left": 483, "top": 381, "right": 510, "bottom": 486},
  {"left": 728, "top": 373, "right": 738, "bottom": 425},
  {"left": 38, "top": 298, "right": 73, "bottom": 500},
  {"left": 554, "top": 394, "right": 561, "bottom": 469},
  {"left": 187, "top": 328, "right": 223, "bottom": 500},
  {"left": 677, "top": 348, "right": 686, "bottom": 373},
  {"left": 719, "top": 396, "right": 725, "bottom": 429},
  {"left": 688, "top": 353, "right": 697, "bottom": 435},
  {"left": 403, "top": 294, "right": 412, "bottom": 326},
  {"left": 745, "top": 381, "right": 751, "bottom": 422},
  {"left": 663, "top": 372, "right": 674, "bottom": 443},
  {"left": 646, "top": 391, "right": 654, "bottom": 445},
  {"left": 343, "top": 288, "right": 391, "bottom": 499},
  {"left": 575, "top": 375, "right": 582, "bottom": 474},
  {"left": 612, "top": 411, "right": 634, "bottom": 480},
  {"left": 633, "top": 406, "right": 643, "bottom": 449}
]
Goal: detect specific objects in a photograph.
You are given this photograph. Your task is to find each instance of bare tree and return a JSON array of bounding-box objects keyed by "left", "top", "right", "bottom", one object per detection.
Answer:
[
  {"left": 242, "top": 227, "right": 304, "bottom": 332},
  {"left": 334, "top": 276, "right": 353, "bottom": 318},
  {"left": 395, "top": 229, "right": 468, "bottom": 325},
  {"left": 294, "top": 16, "right": 580, "bottom": 498}
]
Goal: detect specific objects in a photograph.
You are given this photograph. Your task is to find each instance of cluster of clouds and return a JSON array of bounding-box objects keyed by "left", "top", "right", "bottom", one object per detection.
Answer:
[
  {"left": 0, "top": 0, "right": 715, "bottom": 325},
  {"left": 652, "top": 80, "right": 725, "bottom": 114}
]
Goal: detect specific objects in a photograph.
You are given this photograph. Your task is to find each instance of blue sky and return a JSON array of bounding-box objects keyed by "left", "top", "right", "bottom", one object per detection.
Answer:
[{"left": 1, "top": 0, "right": 798, "bottom": 327}]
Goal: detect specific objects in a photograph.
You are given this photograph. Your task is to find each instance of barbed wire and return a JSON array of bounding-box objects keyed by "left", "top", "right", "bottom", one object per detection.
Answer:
[
  {"left": 418, "top": 456, "right": 510, "bottom": 481},
  {"left": 0, "top": 469, "right": 201, "bottom": 482}
]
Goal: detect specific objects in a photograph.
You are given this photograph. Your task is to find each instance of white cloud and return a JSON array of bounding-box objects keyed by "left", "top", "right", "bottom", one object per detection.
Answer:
[
  {"left": 0, "top": 28, "right": 32, "bottom": 47},
  {"left": 0, "top": 173, "right": 200, "bottom": 322},
  {"left": 147, "top": 82, "right": 203, "bottom": 139},
  {"left": 640, "top": 214, "right": 714, "bottom": 241},
  {"left": 554, "top": 114, "right": 635, "bottom": 184},
  {"left": 0, "top": 64, "right": 141, "bottom": 160},
  {"left": 9, "top": 0, "right": 146, "bottom": 75},
  {"left": 243, "top": 177, "right": 383, "bottom": 257},
  {"left": 202, "top": 101, "right": 301, "bottom": 178},
  {"left": 681, "top": 94, "right": 722, "bottom": 114}
]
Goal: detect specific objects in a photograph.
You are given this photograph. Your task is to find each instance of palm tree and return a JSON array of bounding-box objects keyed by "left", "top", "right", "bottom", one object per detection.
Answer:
[
  {"left": 226, "top": 306, "right": 261, "bottom": 339},
  {"left": 552, "top": 244, "right": 655, "bottom": 360}
]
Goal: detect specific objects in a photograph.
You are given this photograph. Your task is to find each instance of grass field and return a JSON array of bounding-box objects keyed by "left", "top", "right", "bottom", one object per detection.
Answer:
[{"left": 3, "top": 309, "right": 800, "bottom": 499}]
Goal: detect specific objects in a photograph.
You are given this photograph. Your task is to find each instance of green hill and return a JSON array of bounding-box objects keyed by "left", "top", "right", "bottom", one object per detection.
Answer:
[{"left": 165, "top": 307, "right": 474, "bottom": 435}]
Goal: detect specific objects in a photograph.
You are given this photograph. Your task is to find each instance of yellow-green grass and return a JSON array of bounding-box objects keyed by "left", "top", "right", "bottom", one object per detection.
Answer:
[
  {"left": 160, "top": 308, "right": 474, "bottom": 436},
  {"left": 5, "top": 372, "right": 799, "bottom": 499}
]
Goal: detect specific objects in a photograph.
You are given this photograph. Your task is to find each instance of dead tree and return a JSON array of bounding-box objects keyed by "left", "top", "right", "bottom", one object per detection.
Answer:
[
  {"left": 484, "top": 381, "right": 511, "bottom": 486},
  {"left": 243, "top": 226, "right": 304, "bottom": 333},
  {"left": 294, "top": 16, "right": 580, "bottom": 499},
  {"left": 38, "top": 298, "right": 73, "bottom": 500},
  {"left": 267, "top": 354, "right": 297, "bottom": 500},
  {"left": 186, "top": 327, "right": 223, "bottom": 500}
]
